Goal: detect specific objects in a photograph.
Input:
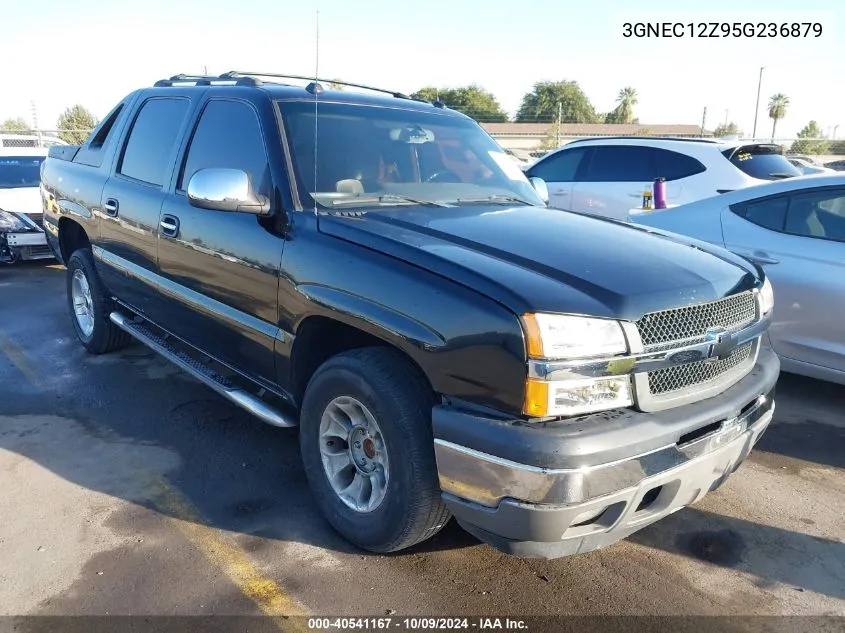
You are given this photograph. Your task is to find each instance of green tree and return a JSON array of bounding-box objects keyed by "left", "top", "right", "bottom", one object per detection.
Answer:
[
  {"left": 410, "top": 85, "right": 508, "bottom": 122},
  {"left": 768, "top": 93, "right": 789, "bottom": 140},
  {"left": 516, "top": 81, "right": 598, "bottom": 124},
  {"left": 0, "top": 117, "right": 31, "bottom": 132},
  {"left": 607, "top": 86, "right": 638, "bottom": 124},
  {"left": 57, "top": 105, "right": 98, "bottom": 145},
  {"left": 713, "top": 122, "right": 741, "bottom": 137},
  {"left": 790, "top": 121, "right": 830, "bottom": 155},
  {"left": 829, "top": 140, "right": 845, "bottom": 155},
  {"left": 328, "top": 80, "right": 345, "bottom": 91}
]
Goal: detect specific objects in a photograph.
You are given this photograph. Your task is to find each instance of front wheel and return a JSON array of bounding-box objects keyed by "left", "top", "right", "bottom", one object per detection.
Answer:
[
  {"left": 66, "top": 248, "right": 131, "bottom": 354},
  {"left": 299, "top": 347, "right": 450, "bottom": 552}
]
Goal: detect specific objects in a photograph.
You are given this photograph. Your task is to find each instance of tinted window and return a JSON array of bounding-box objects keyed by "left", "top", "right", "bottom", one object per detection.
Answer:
[
  {"left": 585, "top": 146, "right": 656, "bottom": 182},
  {"left": 179, "top": 100, "right": 269, "bottom": 193},
  {"left": 722, "top": 144, "right": 801, "bottom": 181},
  {"left": 653, "top": 148, "right": 706, "bottom": 181},
  {"left": 527, "top": 148, "right": 587, "bottom": 182},
  {"left": 0, "top": 156, "right": 45, "bottom": 188},
  {"left": 734, "top": 196, "right": 788, "bottom": 231},
  {"left": 119, "top": 98, "right": 190, "bottom": 186},
  {"left": 785, "top": 189, "right": 845, "bottom": 242}
]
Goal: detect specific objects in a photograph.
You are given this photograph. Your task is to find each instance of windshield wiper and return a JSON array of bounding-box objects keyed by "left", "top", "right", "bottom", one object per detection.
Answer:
[
  {"left": 329, "top": 194, "right": 451, "bottom": 208},
  {"left": 768, "top": 172, "right": 796, "bottom": 179},
  {"left": 455, "top": 194, "right": 535, "bottom": 206}
]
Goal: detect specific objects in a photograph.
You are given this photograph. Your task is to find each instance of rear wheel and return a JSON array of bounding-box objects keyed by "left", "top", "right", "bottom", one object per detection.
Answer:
[
  {"left": 66, "top": 248, "right": 131, "bottom": 354},
  {"left": 299, "top": 347, "right": 450, "bottom": 552}
]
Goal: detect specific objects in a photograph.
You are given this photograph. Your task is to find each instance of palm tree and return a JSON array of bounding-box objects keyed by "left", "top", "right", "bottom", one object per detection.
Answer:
[
  {"left": 768, "top": 94, "right": 789, "bottom": 140},
  {"left": 615, "top": 87, "right": 638, "bottom": 124}
]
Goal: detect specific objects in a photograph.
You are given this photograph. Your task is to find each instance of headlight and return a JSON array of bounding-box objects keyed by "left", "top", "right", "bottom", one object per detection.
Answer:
[
  {"left": 759, "top": 277, "right": 774, "bottom": 316},
  {"left": 524, "top": 376, "right": 633, "bottom": 417},
  {"left": 522, "top": 313, "right": 627, "bottom": 360},
  {"left": 0, "top": 210, "right": 28, "bottom": 232},
  {"left": 521, "top": 313, "right": 633, "bottom": 417}
]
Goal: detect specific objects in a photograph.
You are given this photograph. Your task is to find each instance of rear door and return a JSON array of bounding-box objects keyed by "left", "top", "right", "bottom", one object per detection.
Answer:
[
  {"left": 570, "top": 145, "right": 656, "bottom": 220},
  {"left": 722, "top": 186, "right": 845, "bottom": 373},
  {"left": 98, "top": 93, "right": 195, "bottom": 316},
  {"left": 525, "top": 146, "right": 589, "bottom": 211},
  {"left": 156, "top": 96, "right": 286, "bottom": 386}
]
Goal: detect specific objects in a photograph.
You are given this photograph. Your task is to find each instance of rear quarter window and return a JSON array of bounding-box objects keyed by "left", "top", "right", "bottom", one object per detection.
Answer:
[{"left": 722, "top": 145, "right": 802, "bottom": 181}]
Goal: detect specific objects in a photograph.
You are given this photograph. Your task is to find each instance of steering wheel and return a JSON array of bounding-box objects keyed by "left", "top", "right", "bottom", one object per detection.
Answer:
[{"left": 425, "top": 170, "right": 462, "bottom": 184}]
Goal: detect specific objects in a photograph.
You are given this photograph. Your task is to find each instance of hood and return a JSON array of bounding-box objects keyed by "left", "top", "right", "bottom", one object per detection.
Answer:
[
  {"left": 0, "top": 187, "right": 42, "bottom": 216},
  {"left": 317, "top": 205, "right": 760, "bottom": 321}
]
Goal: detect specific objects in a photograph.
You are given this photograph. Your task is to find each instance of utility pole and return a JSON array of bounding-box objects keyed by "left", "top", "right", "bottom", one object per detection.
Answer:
[
  {"left": 556, "top": 102, "right": 562, "bottom": 147},
  {"left": 724, "top": 109, "right": 729, "bottom": 127},
  {"left": 752, "top": 66, "right": 764, "bottom": 139},
  {"left": 203, "top": 65, "right": 208, "bottom": 75},
  {"left": 30, "top": 100, "right": 42, "bottom": 146},
  {"left": 834, "top": 125, "right": 840, "bottom": 140},
  {"left": 700, "top": 106, "right": 707, "bottom": 137}
]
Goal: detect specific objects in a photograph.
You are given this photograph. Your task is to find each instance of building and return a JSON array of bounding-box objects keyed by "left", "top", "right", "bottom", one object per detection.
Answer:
[{"left": 481, "top": 123, "right": 712, "bottom": 157}]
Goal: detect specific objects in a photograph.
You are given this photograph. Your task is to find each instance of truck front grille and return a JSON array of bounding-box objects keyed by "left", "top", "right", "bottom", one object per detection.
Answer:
[
  {"left": 634, "top": 291, "right": 760, "bottom": 411},
  {"left": 637, "top": 291, "right": 756, "bottom": 352},
  {"left": 647, "top": 342, "right": 754, "bottom": 395}
]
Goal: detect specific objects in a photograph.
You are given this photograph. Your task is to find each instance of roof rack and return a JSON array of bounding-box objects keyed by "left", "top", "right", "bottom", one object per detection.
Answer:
[
  {"left": 224, "top": 71, "right": 416, "bottom": 100},
  {"left": 564, "top": 136, "right": 720, "bottom": 145},
  {"left": 153, "top": 73, "right": 262, "bottom": 87}
]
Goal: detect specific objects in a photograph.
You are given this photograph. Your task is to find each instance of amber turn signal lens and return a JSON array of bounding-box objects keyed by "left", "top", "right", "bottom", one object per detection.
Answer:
[
  {"left": 521, "top": 313, "right": 544, "bottom": 358},
  {"left": 523, "top": 379, "right": 549, "bottom": 417}
]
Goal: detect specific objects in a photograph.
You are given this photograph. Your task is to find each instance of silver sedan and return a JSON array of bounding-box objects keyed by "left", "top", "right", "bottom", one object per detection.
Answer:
[{"left": 631, "top": 173, "right": 845, "bottom": 385}]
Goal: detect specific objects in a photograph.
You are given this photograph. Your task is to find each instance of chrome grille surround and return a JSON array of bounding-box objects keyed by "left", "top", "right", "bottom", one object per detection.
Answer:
[{"left": 633, "top": 291, "right": 761, "bottom": 412}]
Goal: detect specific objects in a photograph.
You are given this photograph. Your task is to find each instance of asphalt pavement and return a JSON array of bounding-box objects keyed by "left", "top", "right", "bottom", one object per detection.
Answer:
[{"left": 1, "top": 262, "right": 843, "bottom": 630}]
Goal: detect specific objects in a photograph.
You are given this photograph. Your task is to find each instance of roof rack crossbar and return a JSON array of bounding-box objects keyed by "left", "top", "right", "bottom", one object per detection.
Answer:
[
  {"left": 153, "top": 74, "right": 262, "bottom": 88},
  {"left": 224, "top": 71, "right": 412, "bottom": 100}
]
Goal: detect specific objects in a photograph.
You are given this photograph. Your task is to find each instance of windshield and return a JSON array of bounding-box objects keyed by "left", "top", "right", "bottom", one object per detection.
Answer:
[
  {"left": 722, "top": 144, "right": 802, "bottom": 181},
  {"left": 279, "top": 101, "right": 544, "bottom": 208},
  {"left": 0, "top": 156, "right": 45, "bottom": 189}
]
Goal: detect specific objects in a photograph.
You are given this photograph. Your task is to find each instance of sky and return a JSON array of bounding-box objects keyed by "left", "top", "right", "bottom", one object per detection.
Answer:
[{"left": 1, "top": 0, "right": 842, "bottom": 139}]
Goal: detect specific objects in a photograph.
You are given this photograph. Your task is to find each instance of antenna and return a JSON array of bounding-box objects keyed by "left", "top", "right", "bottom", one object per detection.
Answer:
[{"left": 313, "top": 9, "right": 320, "bottom": 212}]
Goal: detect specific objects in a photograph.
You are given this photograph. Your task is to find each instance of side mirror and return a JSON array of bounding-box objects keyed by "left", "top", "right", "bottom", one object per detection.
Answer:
[
  {"left": 529, "top": 177, "right": 549, "bottom": 205},
  {"left": 187, "top": 168, "right": 271, "bottom": 215}
]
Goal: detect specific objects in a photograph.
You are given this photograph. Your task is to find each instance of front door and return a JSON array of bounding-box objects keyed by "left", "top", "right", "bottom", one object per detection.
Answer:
[
  {"left": 722, "top": 187, "right": 845, "bottom": 373},
  {"left": 156, "top": 97, "right": 286, "bottom": 386}
]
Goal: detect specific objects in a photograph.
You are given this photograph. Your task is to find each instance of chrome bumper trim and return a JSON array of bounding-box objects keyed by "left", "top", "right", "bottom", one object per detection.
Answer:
[
  {"left": 434, "top": 393, "right": 774, "bottom": 508},
  {"left": 528, "top": 314, "right": 771, "bottom": 381}
]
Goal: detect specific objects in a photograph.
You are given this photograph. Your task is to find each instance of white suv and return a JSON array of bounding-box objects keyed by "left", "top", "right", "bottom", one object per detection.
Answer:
[{"left": 525, "top": 137, "right": 803, "bottom": 221}]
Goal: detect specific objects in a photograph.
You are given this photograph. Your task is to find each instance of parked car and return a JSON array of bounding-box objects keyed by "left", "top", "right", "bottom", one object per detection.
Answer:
[
  {"left": 0, "top": 133, "right": 67, "bottom": 149},
  {"left": 42, "top": 72, "right": 778, "bottom": 559},
  {"left": 0, "top": 147, "right": 54, "bottom": 263},
  {"left": 788, "top": 157, "right": 836, "bottom": 175},
  {"left": 632, "top": 173, "right": 845, "bottom": 385},
  {"left": 525, "top": 137, "right": 802, "bottom": 221},
  {"left": 825, "top": 159, "right": 845, "bottom": 172}
]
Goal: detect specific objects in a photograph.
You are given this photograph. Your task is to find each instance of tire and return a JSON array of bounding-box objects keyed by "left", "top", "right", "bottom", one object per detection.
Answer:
[
  {"left": 66, "top": 248, "right": 131, "bottom": 354},
  {"left": 300, "top": 347, "right": 451, "bottom": 553}
]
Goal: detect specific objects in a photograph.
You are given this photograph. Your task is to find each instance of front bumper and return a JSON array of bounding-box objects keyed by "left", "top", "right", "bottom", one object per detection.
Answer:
[
  {"left": 433, "top": 346, "right": 780, "bottom": 558},
  {"left": 1, "top": 230, "right": 52, "bottom": 262}
]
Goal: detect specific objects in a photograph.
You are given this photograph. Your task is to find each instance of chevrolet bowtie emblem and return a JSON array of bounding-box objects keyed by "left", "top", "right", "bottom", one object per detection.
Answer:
[{"left": 705, "top": 326, "right": 737, "bottom": 361}]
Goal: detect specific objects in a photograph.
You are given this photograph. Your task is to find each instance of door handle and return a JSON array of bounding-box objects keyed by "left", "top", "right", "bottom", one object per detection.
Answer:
[
  {"left": 103, "top": 198, "right": 119, "bottom": 217},
  {"left": 159, "top": 214, "right": 180, "bottom": 238},
  {"left": 552, "top": 190, "right": 569, "bottom": 195}
]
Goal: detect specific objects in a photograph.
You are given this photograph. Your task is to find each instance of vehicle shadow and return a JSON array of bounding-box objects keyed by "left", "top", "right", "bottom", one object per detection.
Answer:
[
  {"left": 755, "top": 372, "right": 845, "bottom": 470},
  {"left": 628, "top": 506, "right": 845, "bottom": 600}
]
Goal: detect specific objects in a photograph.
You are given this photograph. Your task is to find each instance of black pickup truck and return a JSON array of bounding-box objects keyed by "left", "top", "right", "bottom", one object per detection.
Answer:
[{"left": 41, "top": 72, "right": 780, "bottom": 558}]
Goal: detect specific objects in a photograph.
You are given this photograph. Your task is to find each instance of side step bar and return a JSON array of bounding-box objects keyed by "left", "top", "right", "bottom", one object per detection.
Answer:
[{"left": 109, "top": 311, "right": 297, "bottom": 428}]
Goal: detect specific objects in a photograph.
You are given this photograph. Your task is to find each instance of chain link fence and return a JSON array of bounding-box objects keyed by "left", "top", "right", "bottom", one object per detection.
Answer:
[{"left": 0, "top": 130, "right": 90, "bottom": 149}]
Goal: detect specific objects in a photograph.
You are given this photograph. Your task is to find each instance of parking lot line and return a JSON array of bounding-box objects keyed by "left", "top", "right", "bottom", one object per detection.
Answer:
[
  {"left": 149, "top": 476, "right": 310, "bottom": 628},
  {"left": 0, "top": 330, "right": 43, "bottom": 389}
]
